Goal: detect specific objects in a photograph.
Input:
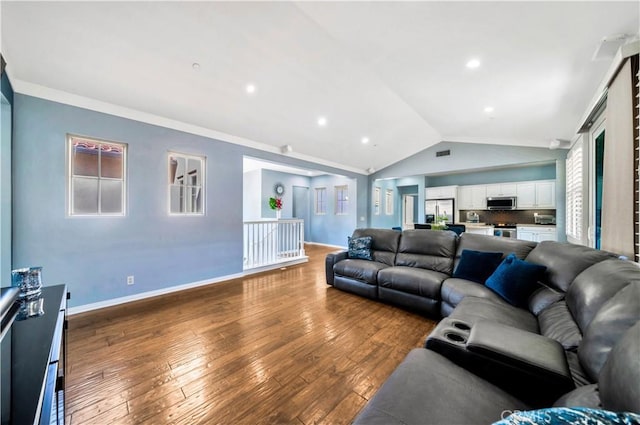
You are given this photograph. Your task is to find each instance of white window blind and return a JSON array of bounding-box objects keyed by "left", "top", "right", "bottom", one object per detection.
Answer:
[
  {"left": 315, "top": 187, "right": 326, "bottom": 215},
  {"left": 335, "top": 185, "right": 348, "bottom": 215},
  {"left": 374, "top": 187, "right": 381, "bottom": 215},
  {"left": 385, "top": 189, "right": 393, "bottom": 215},
  {"left": 566, "top": 140, "right": 583, "bottom": 241}
]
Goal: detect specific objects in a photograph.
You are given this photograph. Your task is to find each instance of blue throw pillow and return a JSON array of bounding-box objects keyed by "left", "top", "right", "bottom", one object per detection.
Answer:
[
  {"left": 453, "top": 249, "right": 504, "bottom": 284},
  {"left": 493, "top": 407, "right": 640, "bottom": 425},
  {"left": 348, "top": 236, "right": 373, "bottom": 260},
  {"left": 485, "top": 253, "right": 546, "bottom": 307}
]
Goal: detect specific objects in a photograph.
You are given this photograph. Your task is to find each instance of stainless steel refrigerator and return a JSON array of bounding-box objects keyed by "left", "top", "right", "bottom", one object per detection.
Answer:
[{"left": 425, "top": 198, "right": 455, "bottom": 224}]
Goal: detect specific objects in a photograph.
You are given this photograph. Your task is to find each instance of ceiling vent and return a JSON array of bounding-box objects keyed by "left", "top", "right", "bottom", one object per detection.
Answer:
[{"left": 436, "top": 149, "right": 451, "bottom": 157}]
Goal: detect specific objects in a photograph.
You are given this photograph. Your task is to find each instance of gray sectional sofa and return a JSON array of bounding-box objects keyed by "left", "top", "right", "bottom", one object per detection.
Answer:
[{"left": 324, "top": 228, "right": 640, "bottom": 424}]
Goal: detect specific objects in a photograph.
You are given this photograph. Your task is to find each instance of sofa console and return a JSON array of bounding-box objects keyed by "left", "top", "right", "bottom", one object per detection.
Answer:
[{"left": 427, "top": 319, "right": 574, "bottom": 406}]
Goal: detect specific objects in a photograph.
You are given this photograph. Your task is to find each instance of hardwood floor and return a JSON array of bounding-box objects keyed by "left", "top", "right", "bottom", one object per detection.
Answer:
[{"left": 66, "top": 244, "right": 436, "bottom": 424}]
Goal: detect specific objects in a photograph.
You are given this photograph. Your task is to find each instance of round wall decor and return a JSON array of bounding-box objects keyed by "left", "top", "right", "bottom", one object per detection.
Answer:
[{"left": 274, "top": 183, "right": 285, "bottom": 196}]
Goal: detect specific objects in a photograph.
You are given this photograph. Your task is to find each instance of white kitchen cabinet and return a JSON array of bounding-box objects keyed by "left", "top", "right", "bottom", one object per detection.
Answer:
[
  {"left": 426, "top": 185, "right": 458, "bottom": 200},
  {"left": 516, "top": 180, "right": 555, "bottom": 209},
  {"left": 486, "top": 183, "right": 517, "bottom": 197},
  {"left": 458, "top": 185, "right": 486, "bottom": 210},
  {"left": 535, "top": 181, "right": 556, "bottom": 208},
  {"left": 517, "top": 226, "right": 557, "bottom": 242}
]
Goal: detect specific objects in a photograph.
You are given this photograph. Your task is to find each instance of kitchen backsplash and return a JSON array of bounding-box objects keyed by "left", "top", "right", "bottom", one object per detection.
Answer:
[{"left": 459, "top": 209, "right": 556, "bottom": 225}]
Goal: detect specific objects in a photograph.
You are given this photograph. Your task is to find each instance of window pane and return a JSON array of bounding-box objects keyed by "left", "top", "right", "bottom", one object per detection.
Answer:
[
  {"left": 186, "top": 186, "right": 202, "bottom": 213},
  {"left": 187, "top": 158, "right": 202, "bottom": 186},
  {"left": 170, "top": 185, "right": 183, "bottom": 213},
  {"left": 72, "top": 177, "right": 98, "bottom": 214},
  {"left": 101, "top": 180, "right": 123, "bottom": 214},
  {"left": 101, "top": 144, "right": 123, "bottom": 178},
  {"left": 170, "top": 156, "right": 186, "bottom": 184},
  {"left": 72, "top": 142, "right": 98, "bottom": 177}
]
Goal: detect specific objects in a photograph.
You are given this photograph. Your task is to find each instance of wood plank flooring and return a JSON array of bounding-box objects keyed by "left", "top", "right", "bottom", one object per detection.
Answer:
[{"left": 66, "top": 244, "right": 436, "bottom": 424}]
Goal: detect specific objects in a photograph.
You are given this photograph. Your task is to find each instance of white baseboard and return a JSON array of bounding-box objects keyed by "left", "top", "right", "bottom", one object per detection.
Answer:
[
  {"left": 305, "top": 241, "right": 347, "bottom": 249},
  {"left": 68, "top": 257, "right": 309, "bottom": 316}
]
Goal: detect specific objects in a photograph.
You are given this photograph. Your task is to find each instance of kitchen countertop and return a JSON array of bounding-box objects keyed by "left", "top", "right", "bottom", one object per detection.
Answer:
[
  {"left": 462, "top": 222, "right": 556, "bottom": 227},
  {"left": 463, "top": 222, "right": 492, "bottom": 227}
]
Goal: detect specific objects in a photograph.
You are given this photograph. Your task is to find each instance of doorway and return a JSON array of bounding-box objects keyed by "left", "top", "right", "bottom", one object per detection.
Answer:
[
  {"left": 402, "top": 194, "right": 418, "bottom": 229},
  {"left": 292, "top": 186, "right": 310, "bottom": 241}
]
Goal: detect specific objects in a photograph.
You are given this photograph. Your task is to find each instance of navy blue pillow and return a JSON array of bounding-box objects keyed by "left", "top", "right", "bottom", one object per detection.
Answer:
[
  {"left": 348, "top": 236, "right": 373, "bottom": 260},
  {"left": 453, "top": 249, "right": 504, "bottom": 284},
  {"left": 493, "top": 407, "right": 640, "bottom": 425},
  {"left": 485, "top": 253, "right": 546, "bottom": 307}
]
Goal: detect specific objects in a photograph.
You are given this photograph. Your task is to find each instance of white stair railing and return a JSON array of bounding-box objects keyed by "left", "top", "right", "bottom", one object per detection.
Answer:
[{"left": 243, "top": 219, "right": 306, "bottom": 270}]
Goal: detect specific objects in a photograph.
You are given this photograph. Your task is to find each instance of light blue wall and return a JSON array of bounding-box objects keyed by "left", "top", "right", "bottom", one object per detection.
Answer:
[
  {"left": 370, "top": 176, "right": 424, "bottom": 229},
  {"left": 13, "top": 95, "right": 245, "bottom": 307},
  {"left": 425, "top": 163, "right": 556, "bottom": 187},
  {"left": 374, "top": 141, "right": 567, "bottom": 179},
  {"left": 260, "top": 170, "right": 311, "bottom": 219},
  {"left": 370, "top": 179, "right": 399, "bottom": 229},
  {"left": 0, "top": 71, "right": 13, "bottom": 286},
  {"left": 1, "top": 96, "right": 11, "bottom": 285},
  {"left": 12, "top": 95, "right": 367, "bottom": 307},
  {"left": 308, "top": 174, "right": 358, "bottom": 246}
]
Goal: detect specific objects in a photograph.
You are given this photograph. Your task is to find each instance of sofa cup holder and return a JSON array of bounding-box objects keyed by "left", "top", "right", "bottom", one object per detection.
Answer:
[
  {"left": 451, "top": 321, "right": 471, "bottom": 332},
  {"left": 444, "top": 332, "right": 467, "bottom": 344}
]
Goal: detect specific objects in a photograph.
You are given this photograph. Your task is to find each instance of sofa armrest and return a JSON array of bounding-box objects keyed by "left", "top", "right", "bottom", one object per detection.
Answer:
[
  {"left": 325, "top": 250, "right": 348, "bottom": 285},
  {"left": 467, "top": 321, "right": 574, "bottom": 397}
]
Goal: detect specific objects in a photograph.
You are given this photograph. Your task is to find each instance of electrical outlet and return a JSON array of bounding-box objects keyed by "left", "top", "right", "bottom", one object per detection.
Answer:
[{"left": 127, "top": 276, "right": 134, "bottom": 285}]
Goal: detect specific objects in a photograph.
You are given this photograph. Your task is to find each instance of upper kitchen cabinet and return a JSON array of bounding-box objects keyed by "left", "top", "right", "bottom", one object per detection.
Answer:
[
  {"left": 458, "top": 185, "right": 487, "bottom": 210},
  {"left": 485, "top": 183, "right": 517, "bottom": 198},
  {"left": 516, "top": 180, "right": 555, "bottom": 209},
  {"left": 425, "top": 185, "right": 458, "bottom": 200}
]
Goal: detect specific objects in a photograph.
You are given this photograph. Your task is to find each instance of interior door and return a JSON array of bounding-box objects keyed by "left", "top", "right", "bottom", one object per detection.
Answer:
[
  {"left": 292, "top": 186, "right": 310, "bottom": 241},
  {"left": 403, "top": 195, "right": 415, "bottom": 229}
]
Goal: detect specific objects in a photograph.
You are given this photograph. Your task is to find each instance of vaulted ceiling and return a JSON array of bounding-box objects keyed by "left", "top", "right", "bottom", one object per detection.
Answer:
[{"left": 2, "top": 2, "right": 638, "bottom": 174}]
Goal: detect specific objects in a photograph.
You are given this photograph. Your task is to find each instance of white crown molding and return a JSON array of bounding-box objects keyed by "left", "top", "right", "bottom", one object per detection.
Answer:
[{"left": 10, "top": 77, "right": 367, "bottom": 176}]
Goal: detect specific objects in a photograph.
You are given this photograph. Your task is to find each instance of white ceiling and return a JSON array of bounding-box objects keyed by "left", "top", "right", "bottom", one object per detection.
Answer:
[{"left": 2, "top": 2, "right": 638, "bottom": 174}]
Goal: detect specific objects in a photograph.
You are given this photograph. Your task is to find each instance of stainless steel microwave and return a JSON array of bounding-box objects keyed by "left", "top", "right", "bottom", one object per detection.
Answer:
[{"left": 486, "top": 197, "right": 517, "bottom": 210}]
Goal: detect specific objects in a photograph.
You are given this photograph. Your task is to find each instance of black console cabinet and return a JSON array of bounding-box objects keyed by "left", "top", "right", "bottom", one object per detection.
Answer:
[{"left": 1, "top": 285, "right": 68, "bottom": 425}]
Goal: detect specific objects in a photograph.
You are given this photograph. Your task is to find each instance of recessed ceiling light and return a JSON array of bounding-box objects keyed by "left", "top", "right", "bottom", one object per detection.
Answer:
[
  {"left": 466, "top": 59, "right": 481, "bottom": 69},
  {"left": 484, "top": 106, "right": 494, "bottom": 113},
  {"left": 192, "top": 63, "right": 201, "bottom": 70},
  {"left": 361, "top": 137, "right": 369, "bottom": 144},
  {"left": 246, "top": 84, "right": 256, "bottom": 94},
  {"left": 317, "top": 116, "right": 327, "bottom": 127}
]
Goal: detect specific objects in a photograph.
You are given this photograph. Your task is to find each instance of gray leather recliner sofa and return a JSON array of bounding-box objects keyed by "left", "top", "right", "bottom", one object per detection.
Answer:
[{"left": 324, "top": 228, "right": 640, "bottom": 423}]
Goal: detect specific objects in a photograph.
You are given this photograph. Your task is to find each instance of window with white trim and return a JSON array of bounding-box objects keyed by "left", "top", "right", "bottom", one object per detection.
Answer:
[
  {"left": 374, "top": 187, "right": 381, "bottom": 215},
  {"left": 566, "top": 139, "right": 583, "bottom": 241},
  {"left": 335, "top": 185, "right": 348, "bottom": 215},
  {"left": 315, "top": 187, "right": 327, "bottom": 215},
  {"left": 169, "top": 152, "right": 205, "bottom": 214},
  {"left": 385, "top": 189, "right": 393, "bottom": 215},
  {"left": 68, "top": 135, "right": 126, "bottom": 216}
]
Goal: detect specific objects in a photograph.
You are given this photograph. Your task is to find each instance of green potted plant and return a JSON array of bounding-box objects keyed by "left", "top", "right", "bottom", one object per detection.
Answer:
[
  {"left": 431, "top": 214, "right": 449, "bottom": 230},
  {"left": 269, "top": 197, "right": 283, "bottom": 219}
]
